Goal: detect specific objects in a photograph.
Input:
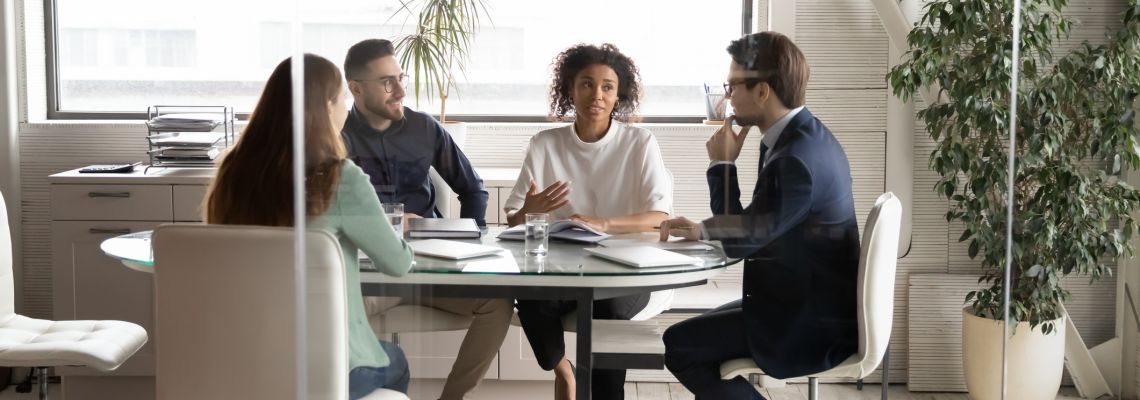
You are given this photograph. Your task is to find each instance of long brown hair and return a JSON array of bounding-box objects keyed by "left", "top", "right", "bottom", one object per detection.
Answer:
[{"left": 205, "top": 54, "right": 347, "bottom": 226}]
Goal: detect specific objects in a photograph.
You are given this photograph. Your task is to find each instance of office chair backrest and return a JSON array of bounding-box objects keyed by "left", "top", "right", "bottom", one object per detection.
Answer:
[
  {"left": 853, "top": 192, "right": 902, "bottom": 377},
  {"left": 153, "top": 224, "right": 348, "bottom": 400},
  {"left": 0, "top": 190, "right": 11, "bottom": 316}
]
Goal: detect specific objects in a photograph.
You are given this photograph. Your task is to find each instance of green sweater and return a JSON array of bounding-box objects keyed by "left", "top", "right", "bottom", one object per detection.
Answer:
[{"left": 311, "top": 160, "right": 414, "bottom": 370}]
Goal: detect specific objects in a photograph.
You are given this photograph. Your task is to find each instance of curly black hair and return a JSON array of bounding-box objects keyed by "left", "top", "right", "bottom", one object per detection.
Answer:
[{"left": 548, "top": 43, "right": 642, "bottom": 122}]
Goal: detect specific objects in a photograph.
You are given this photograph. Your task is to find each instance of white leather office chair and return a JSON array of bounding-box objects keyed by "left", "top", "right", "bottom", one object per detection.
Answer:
[
  {"left": 0, "top": 190, "right": 148, "bottom": 400},
  {"left": 153, "top": 225, "right": 407, "bottom": 400},
  {"left": 719, "top": 192, "right": 902, "bottom": 400},
  {"left": 374, "top": 169, "right": 477, "bottom": 342}
]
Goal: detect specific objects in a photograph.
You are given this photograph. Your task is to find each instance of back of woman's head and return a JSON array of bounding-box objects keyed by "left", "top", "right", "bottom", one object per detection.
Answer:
[{"left": 205, "top": 54, "right": 346, "bottom": 226}]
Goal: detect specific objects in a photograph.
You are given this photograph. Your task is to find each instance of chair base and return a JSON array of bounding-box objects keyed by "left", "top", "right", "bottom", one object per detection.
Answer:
[
  {"left": 23, "top": 367, "right": 50, "bottom": 400},
  {"left": 721, "top": 347, "right": 892, "bottom": 400},
  {"left": 39, "top": 367, "right": 48, "bottom": 400}
]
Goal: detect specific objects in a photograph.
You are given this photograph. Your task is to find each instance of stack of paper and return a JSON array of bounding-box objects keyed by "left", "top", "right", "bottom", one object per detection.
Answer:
[
  {"left": 152, "top": 147, "right": 221, "bottom": 165},
  {"left": 147, "top": 113, "right": 224, "bottom": 131},
  {"left": 149, "top": 132, "right": 225, "bottom": 147}
]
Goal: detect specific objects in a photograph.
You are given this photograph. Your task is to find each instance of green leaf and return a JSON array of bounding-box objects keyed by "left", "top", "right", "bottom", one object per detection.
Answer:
[
  {"left": 1027, "top": 264, "right": 1043, "bottom": 277},
  {"left": 959, "top": 229, "right": 973, "bottom": 242}
]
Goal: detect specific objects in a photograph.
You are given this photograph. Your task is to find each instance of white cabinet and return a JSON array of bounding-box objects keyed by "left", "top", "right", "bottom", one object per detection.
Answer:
[
  {"left": 172, "top": 185, "right": 207, "bottom": 222},
  {"left": 51, "top": 167, "right": 213, "bottom": 400},
  {"left": 50, "top": 185, "right": 174, "bottom": 221},
  {"left": 51, "top": 220, "right": 162, "bottom": 377}
]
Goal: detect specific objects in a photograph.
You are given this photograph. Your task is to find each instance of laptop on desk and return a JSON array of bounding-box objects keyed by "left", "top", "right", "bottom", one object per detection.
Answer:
[
  {"left": 585, "top": 246, "right": 702, "bottom": 268},
  {"left": 409, "top": 239, "right": 504, "bottom": 260}
]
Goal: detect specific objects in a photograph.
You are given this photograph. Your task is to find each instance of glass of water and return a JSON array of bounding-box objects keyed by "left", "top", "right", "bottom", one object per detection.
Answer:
[
  {"left": 525, "top": 213, "right": 549, "bottom": 256},
  {"left": 382, "top": 203, "right": 404, "bottom": 237}
]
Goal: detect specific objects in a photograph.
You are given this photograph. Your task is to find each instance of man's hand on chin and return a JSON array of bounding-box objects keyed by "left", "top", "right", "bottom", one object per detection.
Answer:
[{"left": 706, "top": 116, "right": 753, "bottom": 162}]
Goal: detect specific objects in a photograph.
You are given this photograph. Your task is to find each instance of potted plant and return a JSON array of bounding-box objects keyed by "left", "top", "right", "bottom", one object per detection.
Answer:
[
  {"left": 887, "top": 0, "right": 1140, "bottom": 398},
  {"left": 391, "top": 0, "right": 490, "bottom": 148}
]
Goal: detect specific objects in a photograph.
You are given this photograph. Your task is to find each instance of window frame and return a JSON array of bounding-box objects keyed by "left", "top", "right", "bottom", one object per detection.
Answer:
[{"left": 42, "top": 0, "right": 754, "bottom": 121}]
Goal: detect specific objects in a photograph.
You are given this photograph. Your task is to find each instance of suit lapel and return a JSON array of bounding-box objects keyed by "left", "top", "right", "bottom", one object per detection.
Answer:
[{"left": 762, "top": 108, "right": 814, "bottom": 170}]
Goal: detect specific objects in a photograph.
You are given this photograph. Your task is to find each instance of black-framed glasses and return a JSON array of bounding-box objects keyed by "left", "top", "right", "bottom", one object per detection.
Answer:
[
  {"left": 723, "top": 80, "right": 745, "bottom": 96},
  {"left": 724, "top": 78, "right": 765, "bottom": 96},
  {"left": 352, "top": 73, "right": 408, "bottom": 94}
]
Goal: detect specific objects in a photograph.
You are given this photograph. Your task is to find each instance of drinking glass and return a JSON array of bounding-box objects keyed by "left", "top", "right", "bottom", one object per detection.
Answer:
[
  {"left": 525, "top": 213, "right": 549, "bottom": 256},
  {"left": 382, "top": 203, "right": 404, "bottom": 237}
]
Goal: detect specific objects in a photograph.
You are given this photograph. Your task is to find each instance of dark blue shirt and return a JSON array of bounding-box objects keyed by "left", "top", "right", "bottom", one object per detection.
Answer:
[{"left": 341, "top": 106, "right": 489, "bottom": 226}]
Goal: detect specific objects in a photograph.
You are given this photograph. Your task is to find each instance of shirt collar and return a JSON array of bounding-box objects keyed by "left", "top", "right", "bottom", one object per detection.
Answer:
[
  {"left": 569, "top": 119, "right": 621, "bottom": 148},
  {"left": 761, "top": 106, "right": 804, "bottom": 150}
]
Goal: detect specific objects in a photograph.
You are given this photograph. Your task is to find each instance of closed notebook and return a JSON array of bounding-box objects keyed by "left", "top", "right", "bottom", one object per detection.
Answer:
[
  {"left": 409, "top": 239, "right": 504, "bottom": 260},
  {"left": 584, "top": 246, "right": 702, "bottom": 268},
  {"left": 498, "top": 219, "right": 611, "bottom": 243},
  {"left": 407, "top": 218, "right": 481, "bottom": 239}
]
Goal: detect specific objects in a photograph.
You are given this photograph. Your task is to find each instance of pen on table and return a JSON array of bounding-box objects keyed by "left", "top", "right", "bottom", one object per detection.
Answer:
[{"left": 653, "top": 225, "right": 694, "bottom": 230}]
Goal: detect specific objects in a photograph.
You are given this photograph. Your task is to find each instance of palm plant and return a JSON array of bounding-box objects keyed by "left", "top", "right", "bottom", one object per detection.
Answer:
[
  {"left": 392, "top": 0, "right": 490, "bottom": 122},
  {"left": 887, "top": 0, "right": 1140, "bottom": 333}
]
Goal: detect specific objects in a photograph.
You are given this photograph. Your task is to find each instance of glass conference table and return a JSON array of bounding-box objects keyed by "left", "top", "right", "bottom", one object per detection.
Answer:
[{"left": 101, "top": 228, "right": 737, "bottom": 400}]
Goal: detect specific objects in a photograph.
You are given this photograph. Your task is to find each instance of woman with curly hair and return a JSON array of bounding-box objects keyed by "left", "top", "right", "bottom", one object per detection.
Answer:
[{"left": 503, "top": 43, "right": 674, "bottom": 400}]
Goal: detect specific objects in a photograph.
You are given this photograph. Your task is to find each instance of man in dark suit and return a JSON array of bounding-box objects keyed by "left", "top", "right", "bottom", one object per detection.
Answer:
[{"left": 659, "top": 32, "right": 860, "bottom": 399}]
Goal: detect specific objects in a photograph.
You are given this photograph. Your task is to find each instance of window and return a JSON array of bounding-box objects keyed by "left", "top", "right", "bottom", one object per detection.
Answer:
[{"left": 48, "top": 0, "right": 745, "bottom": 119}]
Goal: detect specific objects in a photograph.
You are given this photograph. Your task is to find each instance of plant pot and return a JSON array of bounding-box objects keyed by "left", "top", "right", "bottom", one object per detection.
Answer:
[
  {"left": 1134, "top": 335, "right": 1139, "bottom": 397},
  {"left": 441, "top": 121, "right": 466, "bottom": 151},
  {"left": 962, "top": 308, "right": 1065, "bottom": 400}
]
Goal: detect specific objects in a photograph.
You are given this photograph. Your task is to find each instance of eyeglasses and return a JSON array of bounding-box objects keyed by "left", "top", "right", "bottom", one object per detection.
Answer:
[
  {"left": 352, "top": 73, "right": 408, "bottom": 94},
  {"left": 723, "top": 79, "right": 753, "bottom": 96}
]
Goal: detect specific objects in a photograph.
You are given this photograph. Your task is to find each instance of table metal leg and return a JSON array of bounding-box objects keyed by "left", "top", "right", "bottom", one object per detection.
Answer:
[
  {"left": 576, "top": 290, "right": 593, "bottom": 400},
  {"left": 881, "top": 346, "right": 890, "bottom": 400}
]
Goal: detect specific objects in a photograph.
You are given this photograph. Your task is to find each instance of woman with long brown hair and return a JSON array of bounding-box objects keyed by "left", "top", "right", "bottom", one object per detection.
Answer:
[{"left": 204, "top": 53, "right": 414, "bottom": 399}]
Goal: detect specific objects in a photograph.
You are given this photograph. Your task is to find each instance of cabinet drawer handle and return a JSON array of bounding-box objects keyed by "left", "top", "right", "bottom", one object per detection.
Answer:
[
  {"left": 89, "top": 228, "right": 131, "bottom": 235},
  {"left": 87, "top": 192, "right": 131, "bottom": 198}
]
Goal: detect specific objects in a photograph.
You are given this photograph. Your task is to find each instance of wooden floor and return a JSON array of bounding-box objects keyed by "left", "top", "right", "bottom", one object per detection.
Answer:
[
  {"left": 0, "top": 381, "right": 1085, "bottom": 399},
  {"left": 403, "top": 379, "right": 1087, "bottom": 400},
  {"left": 622, "top": 382, "right": 1084, "bottom": 400}
]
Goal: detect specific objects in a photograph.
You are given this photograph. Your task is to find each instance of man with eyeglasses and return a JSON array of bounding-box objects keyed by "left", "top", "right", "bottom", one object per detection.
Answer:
[
  {"left": 658, "top": 32, "right": 860, "bottom": 399},
  {"left": 341, "top": 38, "right": 511, "bottom": 400}
]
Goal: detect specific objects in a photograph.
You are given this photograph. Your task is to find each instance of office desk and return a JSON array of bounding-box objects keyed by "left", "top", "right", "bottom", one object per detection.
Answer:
[{"left": 102, "top": 230, "right": 736, "bottom": 400}]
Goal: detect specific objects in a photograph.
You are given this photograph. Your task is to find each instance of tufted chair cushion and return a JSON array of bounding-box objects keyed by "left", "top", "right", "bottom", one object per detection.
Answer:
[{"left": 0, "top": 315, "right": 148, "bottom": 370}]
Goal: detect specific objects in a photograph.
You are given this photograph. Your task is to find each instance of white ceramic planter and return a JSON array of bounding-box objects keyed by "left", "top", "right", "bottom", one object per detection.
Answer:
[
  {"left": 962, "top": 308, "right": 1065, "bottom": 400},
  {"left": 1134, "top": 336, "right": 1139, "bottom": 398},
  {"left": 441, "top": 121, "right": 466, "bottom": 150}
]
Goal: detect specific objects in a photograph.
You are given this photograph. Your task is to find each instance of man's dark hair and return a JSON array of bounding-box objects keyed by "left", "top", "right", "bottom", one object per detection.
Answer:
[
  {"left": 727, "top": 32, "right": 809, "bottom": 109},
  {"left": 548, "top": 43, "right": 642, "bottom": 122},
  {"left": 344, "top": 39, "right": 396, "bottom": 80}
]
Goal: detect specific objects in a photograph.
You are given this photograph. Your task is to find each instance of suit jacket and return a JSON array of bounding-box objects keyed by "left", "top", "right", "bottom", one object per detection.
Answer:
[{"left": 703, "top": 108, "right": 860, "bottom": 379}]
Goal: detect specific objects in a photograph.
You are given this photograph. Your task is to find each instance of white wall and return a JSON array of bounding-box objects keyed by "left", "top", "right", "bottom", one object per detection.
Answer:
[{"left": 2, "top": 0, "right": 23, "bottom": 313}]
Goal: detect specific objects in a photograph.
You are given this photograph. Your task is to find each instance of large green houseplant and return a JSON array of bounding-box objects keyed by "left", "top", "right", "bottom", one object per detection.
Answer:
[
  {"left": 391, "top": 0, "right": 490, "bottom": 122},
  {"left": 888, "top": 1, "right": 1140, "bottom": 397}
]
